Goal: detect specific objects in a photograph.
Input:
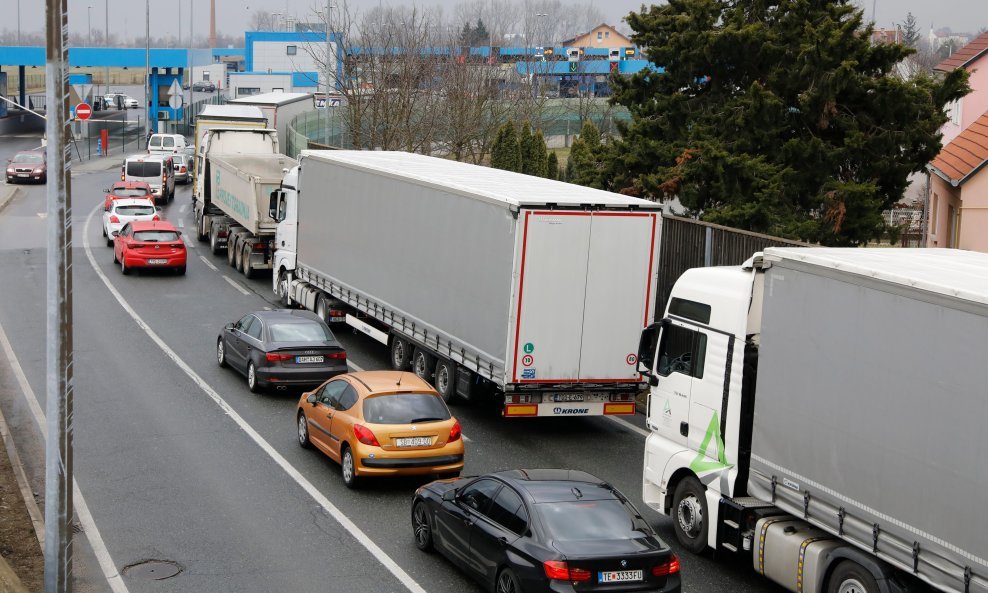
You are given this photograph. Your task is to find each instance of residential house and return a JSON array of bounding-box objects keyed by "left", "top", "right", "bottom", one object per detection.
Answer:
[
  {"left": 560, "top": 24, "right": 632, "bottom": 50},
  {"left": 926, "top": 112, "right": 988, "bottom": 252},
  {"left": 934, "top": 31, "right": 988, "bottom": 145}
]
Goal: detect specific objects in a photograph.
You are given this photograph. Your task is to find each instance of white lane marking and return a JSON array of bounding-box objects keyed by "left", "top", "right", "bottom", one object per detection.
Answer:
[
  {"left": 182, "top": 235, "right": 194, "bottom": 248},
  {"left": 83, "top": 206, "right": 428, "bottom": 593},
  {"left": 223, "top": 275, "right": 251, "bottom": 296},
  {"left": 0, "top": 316, "right": 132, "bottom": 593},
  {"left": 178, "top": 219, "right": 185, "bottom": 229},
  {"left": 263, "top": 306, "right": 272, "bottom": 311},
  {"left": 0, "top": 388, "right": 45, "bottom": 546},
  {"left": 198, "top": 255, "right": 218, "bottom": 272},
  {"left": 603, "top": 414, "right": 650, "bottom": 439},
  {"left": 179, "top": 204, "right": 188, "bottom": 214}
]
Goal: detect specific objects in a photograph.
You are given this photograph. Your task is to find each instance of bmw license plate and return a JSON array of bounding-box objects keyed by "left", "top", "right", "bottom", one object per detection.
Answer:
[
  {"left": 147, "top": 258, "right": 167, "bottom": 265},
  {"left": 598, "top": 570, "right": 643, "bottom": 583},
  {"left": 395, "top": 437, "right": 432, "bottom": 447},
  {"left": 296, "top": 356, "right": 324, "bottom": 363}
]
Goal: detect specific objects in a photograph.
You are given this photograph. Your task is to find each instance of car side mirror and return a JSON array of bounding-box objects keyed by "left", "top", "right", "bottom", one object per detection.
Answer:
[
  {"left": 176, "top": 230, "right": 183, "bottom": 236},
  {"left": 442, "top": 489, "right": 457, "bottom": 502},
  {"left": 111, "top": 231, "right": 120, "bottom": 237},
  {"left": 224, "top": 323, "right": 235, "bottom": 331},
  {"left": 103, "top": 188, "right": 109, "bottom": 193},
  {"left": 306, "top": 394, "right": 317, "bottom": 406}
]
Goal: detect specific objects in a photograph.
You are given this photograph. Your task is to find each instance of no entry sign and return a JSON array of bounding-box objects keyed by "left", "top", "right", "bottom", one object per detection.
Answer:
[{"left": 75, "top": 103, "right": 93, "bottom": 120}]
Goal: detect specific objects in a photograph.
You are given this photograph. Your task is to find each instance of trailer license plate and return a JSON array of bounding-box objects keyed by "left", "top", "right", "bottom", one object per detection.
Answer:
[
  {"left": 395, "top": 437, "right": 432, "bottom": 447},
  {"left": 598, "top": 570, "right": 643, "bottom": 583},
  {"left": 550, "top": 393, "right": 584, "bottom": 402},
  {"left": 296, "top": 356, "right": 324, "bottom": 363},
  {"left": 147, "top": 258, "right": 167, "bottom": 265}
]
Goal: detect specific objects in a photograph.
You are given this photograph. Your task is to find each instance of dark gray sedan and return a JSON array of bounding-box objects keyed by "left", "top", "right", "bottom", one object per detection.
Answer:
[{"left": 217, "top": 310, "right": 347, "bottom": 393}]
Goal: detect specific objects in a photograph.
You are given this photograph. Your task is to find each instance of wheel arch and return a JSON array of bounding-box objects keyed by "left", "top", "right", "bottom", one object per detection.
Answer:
[
  {"left": 819, "top": 547, "right": 899, "bottom": 593},
  {"left": 664, "top": 467, "right": 700, "bottom": 515}
]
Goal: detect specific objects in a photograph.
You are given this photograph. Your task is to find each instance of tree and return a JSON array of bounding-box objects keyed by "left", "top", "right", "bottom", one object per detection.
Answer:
[
  {"left": 547, "top": 151, "right": 560, "bottom": 180},
  {"left": 566, "top": 121, "right": 604, "bottom": 186},
  {"left": 491, "top": 122, "right": 521, "bottom": 172},
  {"left": 606, "top": 0, "right": 969, "bottom": 246},
  {"left": 900, "top": 13, "right": 920, "bottom": 48},
  {"left": 249, "top": 10, "right": 276, "bottom": 31},
  {"left": 531, "top": 130, "right": 550, "bottom": 177}
]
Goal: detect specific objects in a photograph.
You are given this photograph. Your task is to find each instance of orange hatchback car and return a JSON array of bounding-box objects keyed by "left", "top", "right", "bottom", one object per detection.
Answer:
[{"left": 296, "top": 371, "right": 464, "bottom": 488}]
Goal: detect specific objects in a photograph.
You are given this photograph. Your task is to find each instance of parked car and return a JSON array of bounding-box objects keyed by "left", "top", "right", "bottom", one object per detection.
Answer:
[
  {"left": 192, "top": 81, "right": 216, "bottom": 92},
  {"left": 5, "top": 151, "right": 47, "bottom": 184},
  {"left": 172, "top": 153, "right": 192, "bottom": 184},
  {"left": 112, "top": 220, "right": 187, "bottom": 275},
  {"left": 296, "top": 371, "right": 463, "bottom": 488},
  {"left": 102, "top": 199, "right": 158, "bottom": 246},
  {"left": 412, "top": 469, "right": 682, "bottom": 593},
  {"left": 218, "top": 310, "right": 347, "bottom": 393},
  {"left": 122, "top": 95, "right": 140, "bottom": 109},
  {"left": 121, "top": 154, "right": 174, "bottom": 203},
  {"left": 104, "top": 181, "right": 154, "bottom": 211}
]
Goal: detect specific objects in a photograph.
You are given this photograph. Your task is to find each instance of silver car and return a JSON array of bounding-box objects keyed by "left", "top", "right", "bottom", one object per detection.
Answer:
[{"left": 172, "top": 154, "right": 191, "bottom": 184}]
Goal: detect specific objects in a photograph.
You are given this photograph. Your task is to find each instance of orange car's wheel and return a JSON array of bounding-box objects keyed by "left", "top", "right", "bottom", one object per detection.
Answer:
[
  {"left": 341, "top": 445, "right": 359, "bottom": 489},
  {"left": 297, "top": 413, "right": 311, "bottom": 449}
]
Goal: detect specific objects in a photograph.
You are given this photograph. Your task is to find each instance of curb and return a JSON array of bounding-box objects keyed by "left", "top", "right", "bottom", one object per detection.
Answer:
[{"left": 0, "top": 186, "right": 20, "bottom": 215}]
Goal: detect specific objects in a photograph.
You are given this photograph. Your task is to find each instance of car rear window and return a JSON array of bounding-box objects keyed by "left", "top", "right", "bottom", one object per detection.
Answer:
[
  {"left": 268, "top": 321, "right": 331, "bottom": 342},
  {"left": 114, "top": 188, "right": 151, "bottom": 197},
  {"left": 133, "top": 230, "right": 179, "bottom": 242},
  {"left": 362, "top": 393, "right": 451, "bottom": 425},
  {"left": 126, "top": 161, "right": 161, "bottom": 177},
  {"left": 537, "top": 499, "right": 653, "bottom": 542},
  {"left": 115, "top": 205, "right": 155, "bottom": 216}
]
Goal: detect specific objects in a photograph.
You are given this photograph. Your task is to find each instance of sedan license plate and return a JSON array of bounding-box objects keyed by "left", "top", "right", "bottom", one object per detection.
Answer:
[
  {"left": 598, "top": 570, "right": 643, "bottom": 583},
  {"left": 147, "top": 258, "right": 168, "bottom": 265},
  {"left": 296, "top": 356, "right": 324, "bottom": 364},
  {"left": 395, "top": 437, "right": 432, "bottom": 448}
]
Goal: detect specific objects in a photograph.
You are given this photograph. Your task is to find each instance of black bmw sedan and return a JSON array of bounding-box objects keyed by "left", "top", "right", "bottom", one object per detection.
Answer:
[{"left": 411, "top": 469, "right": 681, "bottom": 593}]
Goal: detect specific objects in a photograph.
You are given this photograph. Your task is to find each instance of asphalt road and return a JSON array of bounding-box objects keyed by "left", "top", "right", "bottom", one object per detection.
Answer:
[{"left": 0, "top": 142, "right": 787, "bottom": 593}]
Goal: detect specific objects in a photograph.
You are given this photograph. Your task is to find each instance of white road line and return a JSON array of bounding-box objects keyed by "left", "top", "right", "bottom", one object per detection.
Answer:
[
  {"left": 83, "top": 206, "right": 428, "bottom": 593},
  {"left": 178, "top": 219, "right": 185, "bottom": 229},
  {"left": 0, "top": 314, "right": 132, "bottom": 593},
  {"left": 179, "top": 204, "right": 188, "bottom": 214},
  {"left": 182, "top": 235, "right": 194, "bottom": 248},
  {"left": 223, "top": 275, "right": 251, "bottom": 296},
  {"left": 603, "top": 414, "right": 651, "bottom": 439},
  {"left": 198, "top": 255, "right": 218, "bottom": 272}
]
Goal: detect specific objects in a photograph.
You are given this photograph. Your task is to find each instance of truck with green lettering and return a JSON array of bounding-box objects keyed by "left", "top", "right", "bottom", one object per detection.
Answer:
[{"left": 193, "top": 127, "right": 297, "bottom": 278}]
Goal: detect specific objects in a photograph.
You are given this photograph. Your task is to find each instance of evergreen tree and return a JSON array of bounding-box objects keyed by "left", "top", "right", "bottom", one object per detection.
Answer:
[
  {"left": 567, "top": 121, "right": 603, "bottom": 187},
  {"left": 547, "top": 151, "right": 560, "bottom": 180},
  {"left": 607, "top": 0, "right": 969, "bottom": 246},
  {"left": 532, "top": 130, "right": 550, "bottom": 178},
  {"left": 491, "top": 122, "right": 521, "bottom": 172},
  {"left": 519, "top": 122, "right": 535, "bottom": 175},
  {"left": 474, "top": 19, "right": 490, "bottom": 45},
  {"left": 900, "top": 12, "right": 920, "bottom": 48}
]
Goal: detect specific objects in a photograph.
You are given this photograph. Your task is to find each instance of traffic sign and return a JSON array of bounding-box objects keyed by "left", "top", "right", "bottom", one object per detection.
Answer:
[
  {"left": 75, "top": 103, "right": 93, "bottom": 121},
  {"left": 168, "top": 93, "right": 184, "bottom": 110}
]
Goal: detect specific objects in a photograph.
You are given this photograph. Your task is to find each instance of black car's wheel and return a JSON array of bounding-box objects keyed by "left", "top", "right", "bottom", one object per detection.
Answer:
[
  {"left": 495, "top": 568, "right": 521, "bottom": 593},
  {"left": 247, "top": 361, "right": 263, "bottom": 394},
  {"left": 412, "top": 348, "right": 435, "bottom": 381},
  {"left": 113, "top": 249, "right": 119, "bottom": 264},
  {"left": 297, "top": 412, "right": 311, "bottom": 449},
  {"left": 390, "top": 337, "right": 412, "bottom": 371},
  {"left": 434, "top": 359, "right": 459, "bottom": 404},
  {"left": 672, "top": 476, "right": 708, "bottom": 554},
  {"left": 827, "top": 561, "right": 880, "bottom": 593},
  {"left": 216, "top": 338, "right": 227, "bottom": 367},
  {"left": 411, "top": 500, "right": 434, "bottom": 551},
  {"left": 106, "top": 235, "right": 113, "bottom": 247},
  {"left": 341, "top": 445, "right": 359, "bottom": 489}
]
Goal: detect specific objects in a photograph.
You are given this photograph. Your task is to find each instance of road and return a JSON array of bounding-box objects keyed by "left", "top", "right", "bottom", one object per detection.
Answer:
[{"left": 0, "top": 137, "right": 786, "bottom": 592}]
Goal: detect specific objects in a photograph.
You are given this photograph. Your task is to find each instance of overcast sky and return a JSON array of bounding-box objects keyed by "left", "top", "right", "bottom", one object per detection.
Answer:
[{"left": 8, "top": 1, "right": 988, "bottom": 42}]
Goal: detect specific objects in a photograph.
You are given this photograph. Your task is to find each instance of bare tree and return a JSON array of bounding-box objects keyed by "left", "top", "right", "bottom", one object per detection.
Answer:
[{"left": 249, "top": 10, "right": 277, "bottom": 32}]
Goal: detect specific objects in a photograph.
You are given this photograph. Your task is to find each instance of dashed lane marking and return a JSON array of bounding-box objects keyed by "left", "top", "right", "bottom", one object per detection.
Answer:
[
  {"left": 223, "top": 275, "right": 251, "bottom": 296},
  {"left": 198, "top": 255, "right": 218, "bottom": 272}
]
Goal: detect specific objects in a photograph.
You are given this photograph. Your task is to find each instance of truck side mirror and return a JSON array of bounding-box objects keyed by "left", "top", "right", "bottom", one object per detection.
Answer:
[{"left": 637, "top": 320, "right": 667, "bottom": 381}]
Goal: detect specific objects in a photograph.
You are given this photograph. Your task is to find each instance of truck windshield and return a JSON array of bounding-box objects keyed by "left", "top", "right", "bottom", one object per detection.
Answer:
[
  {"left": 126, "top": 161, "right": 161, "bottom": 177},
  {"left": 362, "top": 393, "right": 451, "bottom": 425}
]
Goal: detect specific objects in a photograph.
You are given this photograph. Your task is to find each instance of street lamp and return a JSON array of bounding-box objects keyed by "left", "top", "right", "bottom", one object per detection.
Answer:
[{"left": 88, "top": 6, "right": 93, "bottom": 47}]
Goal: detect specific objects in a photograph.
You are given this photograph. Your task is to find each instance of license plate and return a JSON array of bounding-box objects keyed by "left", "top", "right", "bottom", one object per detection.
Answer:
[
  {"left": 395, "top": 437, "right": 432, "bottom": 447},
  {"left": 551, "top": 393, "right": 584, "bottom": 402},
  {"left": 147, "top": 258, "right": 168, "bottom": 265},
  {"left": 598, "top": 570, "right": 643, "bottom": 583},
  {"left": 330, "top": 316, "right": 346, "bottom": 323},
  {"left": 296, "top": 356, "right": 324, "bottom": 363},
  {"left": 17, "top": 173, "right": 29, "bottom": 177}
]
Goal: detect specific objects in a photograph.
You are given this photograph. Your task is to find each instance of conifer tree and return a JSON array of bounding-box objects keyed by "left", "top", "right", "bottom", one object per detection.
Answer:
[
  {"left": 491, "top": 122, "right": 521, "bottom": 172},
  {"left": 547, "top": 151, "right": 560, "bottom": 180}
]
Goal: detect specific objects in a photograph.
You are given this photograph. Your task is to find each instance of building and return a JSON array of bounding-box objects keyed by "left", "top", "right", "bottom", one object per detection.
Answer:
[
  {"left": 231, "top": 31, "right": 342, "bottom": 97},
  {"left": 933, "top": 31, "right": 988, "bottom": 145},
  {"left": 869, "top": 28, "right": 903, "bottom": 45},
  {"left": 560, "top": 24, "right": 632, "bottom": 50},
  {"left": 926, "top": 111, "right": 988, "bottom": 251}
]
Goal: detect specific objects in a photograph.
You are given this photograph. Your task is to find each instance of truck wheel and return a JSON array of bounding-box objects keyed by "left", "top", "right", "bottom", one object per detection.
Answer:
[
  {"left": 242, "top": 245, "right": 255, "bottom": 278},
  {"left": 390, "top": 337, "right": 412, "bottom": 371},
  {"left": 196, "top": 215, "right": 208, "bottom": 241},
  {"left": 277, "top": 271, "right": 292, "bottom": 307},
  {"left": 434, "top": 359, "right": 459, "bottom": 404},
  {"left": 827, "top": 561, "right": 879, "bottom": 593},
  {"left": 412, "top": 348, "right": 436, "bottom": 381},
  {"left": 672, "top": 476, "right": 708, "bottom": 554},
  {"left": 227, "top": 234, "right": 238, "bottom": 266},
  {"left": 209, "top": 225, "right": 223, "bottom": 255}
]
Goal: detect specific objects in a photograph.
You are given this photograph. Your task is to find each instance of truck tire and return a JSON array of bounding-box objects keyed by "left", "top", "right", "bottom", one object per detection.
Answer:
[
  {"left": 672, "top": 476, "right": 708, "bottom": 554},
  {"left": 277, "top": 271, "right": 292, "bottom": 307},
  {"left": 390, "top": 337, "right": 412, "bottom": 371},
  {"left": 434, "top": 359, "right": 459, "bottom": 404},
  {"left": 209, "top": 225, "right": 223, "bottom": 255},
  {"left": 227, "top": 234, "right": 238, "bottom": 266},
  {"left": 242, "top": 244, "right": 255, "bottom": 279},
  {"left": 196, "top": 214, "right": 208, "bottom": 241},
  {"left": 412, "top": 348, "right": 436, "bottom": 381},
  {"left": 827, "top": 561, "right": 880, "bottom": 593}
]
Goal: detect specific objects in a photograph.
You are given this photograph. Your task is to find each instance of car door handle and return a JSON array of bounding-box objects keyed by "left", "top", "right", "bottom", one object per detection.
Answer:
[
  {"left": 497, "top": 536, "right": 507, "bottom": 544},
  {"left": 462, "top": 517, "right": 474, "bottom": 526}
]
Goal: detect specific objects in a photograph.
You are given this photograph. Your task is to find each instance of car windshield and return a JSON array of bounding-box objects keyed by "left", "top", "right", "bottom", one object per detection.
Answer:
[
  {"left": 268, "top": 321, "right": 331, "bottom": 342},
  {"left": 113, "top": 188, "right": 151, "bottom": 197},
  {"left": 537, "top": 499, "right": 654, "bottom": 542},
  {"left": 133, "top": 230, "right": 178, "bottom": 242},
  {"left": 126, "top": 161, "right": 161, "bottom": 177},
  {"left": 115, "top": 205, "right": 155, "bottom": 216},
  {"left": 13, "top": 154, "right": 43, "bottom": 164},
  {"left": 362, "top": 393, "right": 451, "bottom": 425}
]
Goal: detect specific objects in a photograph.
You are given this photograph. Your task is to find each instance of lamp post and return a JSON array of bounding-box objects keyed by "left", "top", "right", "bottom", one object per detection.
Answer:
[
  {"left": 145, "top": 0, "right": 151, "bottom": 139},
  {"left": 105, "top": 0, "right": 109, "bottom": 93},
  {"left": 88, "top": 6, "right": 93, "bottom": 47}
]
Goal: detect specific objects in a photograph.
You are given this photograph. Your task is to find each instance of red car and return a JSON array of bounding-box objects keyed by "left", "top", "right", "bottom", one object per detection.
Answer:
[
  {"left": 112, "top": 220, "right": 187, "bottom": 275},
  {"left": 5, "top": 151, "right": 47, "bottom": 184},
  {"left": 104, "top": 181, "right": 154, "bottom": 211}
]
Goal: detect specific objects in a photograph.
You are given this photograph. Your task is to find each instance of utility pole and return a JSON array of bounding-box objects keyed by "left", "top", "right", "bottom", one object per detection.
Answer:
[
  {"left": 88, "top": 6, "right": 92, "bottom": 46},
  {"left": 145, "top": 0, "right": 151, "bottom": 139},
  {"left": 43, "top": 0, "right": 75, "bottom": 590},
  {"left": 325, "top": 0, "right": 333, "bottom": 146}
]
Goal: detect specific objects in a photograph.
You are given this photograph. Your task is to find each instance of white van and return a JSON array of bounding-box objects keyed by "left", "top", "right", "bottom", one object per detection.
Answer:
[
  {"left": 122, "top": 154, "right": 175, "bottom": 203},
  {"left": 147, "top": 133, "right": 188, "bottom": 155}
]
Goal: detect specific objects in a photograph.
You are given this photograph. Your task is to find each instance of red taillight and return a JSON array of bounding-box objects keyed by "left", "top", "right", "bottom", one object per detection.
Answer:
[
  {"left": 109, "top": 215, "right": 120, "bottom": 223},
  {"left": 543, "top": 561, "right": 591, "bottom": 582},
  {"left": 448, "top": 419, "right": 461, "bottom": 442},
  {"left": 162, "top": 173, "right": 167, "bottom": 182},
  {"left": 353, "top": 424, "right": 380, "bottom": 447},
  {"left": 180, "top": 166, "right": 187, "bottom": 173},
  {"left": 652, "top": 555, "right": 681, "bottom": 577},
  {"left": 265, "top": 352, "right": 293, "bottom": 362},
  {"left": 328, "top": 351, "right": 347, "bottom": 360},
  {"left": 252, "top": 242, "right": 266, "bottom": 252},
  {"left": 152, "top": 215, "right": 160, "bottom": 221}
]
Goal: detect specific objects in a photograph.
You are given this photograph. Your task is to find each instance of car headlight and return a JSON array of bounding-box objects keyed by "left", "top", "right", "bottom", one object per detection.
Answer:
[
  {"left": 6, "top": 168, "right": 14, "bottom": 174},
  {"left": 33, "top": 168, "right": 44, "bottom": 174}
]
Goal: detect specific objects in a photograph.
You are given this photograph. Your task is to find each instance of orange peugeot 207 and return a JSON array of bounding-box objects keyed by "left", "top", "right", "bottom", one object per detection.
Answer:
[{"left": 296, "top": 371, "right": 464, "bottom": 488}]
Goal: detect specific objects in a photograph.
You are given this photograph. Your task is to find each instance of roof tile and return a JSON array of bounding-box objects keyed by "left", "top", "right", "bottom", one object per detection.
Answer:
[
  {"left": 935, "top": 31, "right": 988, "bottom": 72},
  {"left": 930, "top": 111, "right": 988, "bottom": 185}
]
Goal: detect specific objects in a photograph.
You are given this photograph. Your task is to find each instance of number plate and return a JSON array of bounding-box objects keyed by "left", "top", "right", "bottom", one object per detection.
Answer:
[
  {"left": 598, "top": 570, "right": 643, "bottom": 583},
  {"left": 147, "top": 258, "right": 168, "bottom": 265},
  {"left": 395, "top": 437, "right": 432, "bottom": 447},
  {"left": 550, "top": 393, "right": 584, "bottom": 402},
  {"left": 296, "top": 356, "right": 324, "bottom": 364},
  {"left": 17, "top": 173, "right": 29, "bottom": 177}
]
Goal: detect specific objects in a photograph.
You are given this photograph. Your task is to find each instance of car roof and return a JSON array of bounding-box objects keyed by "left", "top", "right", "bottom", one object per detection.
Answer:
[
  {"left": 126, "top": 154, "right": 169, "bottom": 162},
  {"left": 129, "top": 220, "right": 178, "bottom": 232},
  {"left": 345, "top": 370, "right": 433, "bottom": 394},
  {"left": 488, "top": 469, "right": 618, "bottom": 503}
]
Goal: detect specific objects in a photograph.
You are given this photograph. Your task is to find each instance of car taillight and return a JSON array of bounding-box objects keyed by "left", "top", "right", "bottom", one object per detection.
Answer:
[
  {"left": 266, "top": 352, "right": 293, "bottom": 362},
  {"left": 180, "top": 166, "right": 187, "bottom": 173},
  {"left": 328, "top": 351, "right": 346, "bottom": 360},
  {"left": 448, "top": 419, "right": 461, "bottom": 442},
  {"left": 652, "top": 555, "right": 680, "bottom": 577},
  {"left": 131, "top": 243, "right": 147, "bottom": 249},
  {"left": 353, "top": 424, "right": 380, "bottom": 447},
  {"left": 543, "top": 560, "right": 591, "bottom": 582},
  {"left": 109, "top": 215, "right": 120, "bottom": 223},
  {"left": 152, "top": 215, "right": 160, "bottom": 221},
  {"left": 162, "top": 173, "right": 167, "bottom": 182}
]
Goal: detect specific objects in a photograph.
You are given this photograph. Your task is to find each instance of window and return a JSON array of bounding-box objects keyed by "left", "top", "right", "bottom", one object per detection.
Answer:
[
  {"left": 162, "top": 137, "right": 175, "bottom": 148},
  {"left": 337, "top": 385, "right": 358, "bottom": 411},
  {"left": 487, "top": 486, "right": 527, "bottom": 534},
  {"left": 319, "top": 380, "right": 348, "bottom": 408},
  {"left": 669, "top": 298, "right": 711, "bottom": 324},
  {"left": 597, "top": 31, "right": 603, "bottom": 40},
  {"left": 362, "top": 393, "right": 451, "bottom": 424},
  {"left": 656, "top": 325, "right": 707, "bottom": 379},
  {"left": 537, "top": 499, "right": 653, "bottom": 541},
  {"left": 605, "top": 31, "right": 610, "bottom": 38},
  {"left": 246, "top": 317, "right": 263, "bottom": 340},
  {"left": 237, "top": 88, "right": 261, "bottom": 97},
  {"left": 133, "top": 230, "right": 179, "bottom": 242},
  {"left": 932, "top": 193, "right": 939, "bottom": 229},
  {"left": 459, "top": 479, "right": 501, "bottom": 515},
  {"left": 236, "top": 314, "right": 253, "bottom": 333},
  {"left": 286, "top": 45, "right": 297, "bottom": 55},
  {"left": 268, "top": 321, "right": 331, "bottom": 342},
  {"left": 114, "top": 205, "right": 155, "bottom": 216},
  {"left": 126, "top": 161, "right": 162, "bottom": 178}
]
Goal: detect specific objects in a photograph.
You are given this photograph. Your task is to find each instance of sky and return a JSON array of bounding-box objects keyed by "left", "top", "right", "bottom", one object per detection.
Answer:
[{"left": 5, "top": 0, "right": 988, "bottom": 42}]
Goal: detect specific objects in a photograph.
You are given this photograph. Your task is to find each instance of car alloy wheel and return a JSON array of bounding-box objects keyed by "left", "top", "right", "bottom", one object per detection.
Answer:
[
  {"left": 247, "top": 362, "right": 262, "bottom": 393},
  {"left": 496, "top": 568, "right": 520, "bottom": 593},
  {"left": 341, "top": 447, "right": 357, "bottom": 488},
  {"left": 412, "top": 502, "right": 433, "bottom": 551},
  {"left": 216, "top": 339, "right": 227, "bottom": 367},
  {"left": 297, "top": 413, "right": 311, "bottom": 449}
]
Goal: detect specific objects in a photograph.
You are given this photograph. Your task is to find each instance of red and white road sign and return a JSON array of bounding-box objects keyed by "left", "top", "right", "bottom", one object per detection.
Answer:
[{"left": 75, "top": 103, "right": 93, "bottom": 120}]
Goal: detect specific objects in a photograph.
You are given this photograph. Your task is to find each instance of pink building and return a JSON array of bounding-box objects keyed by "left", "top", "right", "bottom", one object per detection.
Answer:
[
  {"left": 926, "top": 112, "right": 988, "bottom": 251},
  {"left": 934, "top": 32, "right": 988, "bottom": 146}
]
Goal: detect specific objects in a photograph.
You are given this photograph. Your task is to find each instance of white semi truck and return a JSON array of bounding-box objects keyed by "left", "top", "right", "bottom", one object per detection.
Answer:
[
  {"left": 193, "top": 127, "right": 296, "bottom": 277},
  {"left": 227, "top": 92, "right": 314, "bottom": 151},
  {"left": 269, "top": 150, "right": 662, "bottom": 415},
  {"left": 637, "top": 248, "right": 987, "bottom": 593}
]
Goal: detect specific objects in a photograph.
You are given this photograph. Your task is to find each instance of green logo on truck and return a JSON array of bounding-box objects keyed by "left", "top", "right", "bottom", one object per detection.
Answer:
[
  {"left": 214, "top": 168, "right": 250, "bottom": 220},
  {"left": 689, "top": 411, "right": 730, "bottom": 475}
]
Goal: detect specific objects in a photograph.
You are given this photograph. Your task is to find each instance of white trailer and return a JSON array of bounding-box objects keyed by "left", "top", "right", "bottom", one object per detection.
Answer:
[
  {"left": 228, "top": 92, "right": 314, "bottom": 151},
  {"left": 192, "top": 104, "right": 267, "bottom": 188},
  {"left": 637, "top": 248, "right": 988, "bottom": 593},
  {"left": 270, "top": 150, "right": 662, "bottom": 415}
]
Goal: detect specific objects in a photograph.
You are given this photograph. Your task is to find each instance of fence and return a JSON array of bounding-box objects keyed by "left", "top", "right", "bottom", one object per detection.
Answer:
[
  {"left": 71, "top": 115, "right": 145, "bottom": 161},
  {"left": 654, "top": 215, "right": 809, "bottom": 318}
]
